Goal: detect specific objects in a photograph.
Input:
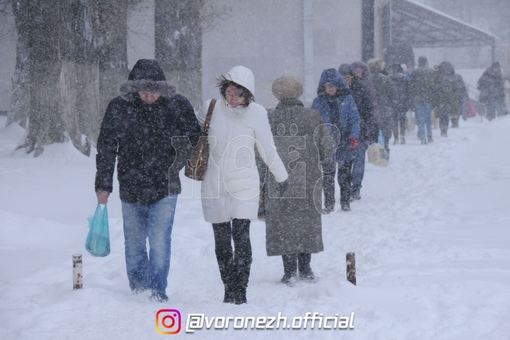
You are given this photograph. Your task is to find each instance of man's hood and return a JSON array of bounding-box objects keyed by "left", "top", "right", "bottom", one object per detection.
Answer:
[{"left": 119, "top": 59, "right": 176, "bottom": 101}]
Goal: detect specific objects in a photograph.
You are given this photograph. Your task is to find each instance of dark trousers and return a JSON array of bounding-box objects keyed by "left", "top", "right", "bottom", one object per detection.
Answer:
[
  {"left": 338, "top": 159, "right": 353, "bottom": 204},
  {"left": 212, "top": 219, "right": 252, "bottom": 291},
  {"left": 323, "top": 159, "right": 353, "bottom": 206},
  {"left": 323, "top": 167, "right": 336, "bottom": 209},
  {"left": 393, "top": 109, "right": 407, "bottom": 140},
  {"left": 282, "top": 253, "right": 312, "bottom": 277},
  {"left": 438, "top": 111, "right": 449, "bottom": 134}
]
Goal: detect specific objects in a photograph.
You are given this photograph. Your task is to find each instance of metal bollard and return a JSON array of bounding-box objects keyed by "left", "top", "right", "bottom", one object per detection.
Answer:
[
  {"left": 346, "top": 252, "right": 356, "bottom": 285},
  {"left": 73, "top": 254, "right": 83, "bottom": 289}
]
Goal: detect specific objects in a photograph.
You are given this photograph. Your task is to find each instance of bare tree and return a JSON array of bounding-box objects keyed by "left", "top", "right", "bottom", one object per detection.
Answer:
[
  {"left": 8, "top": 0, "right": 136, "bottom": 156},
  {"left": 7, "top": 0, "right": 30, "bottom": 129},
  {"left": 95, "top": 0, "right": 130, "bottom": 137},
  {"left": 7, "top": 0, "right": 224, "bottom": 156},
  {"left": 155, "top": 0, "right": 206, "bottom": 111},
  {"left": 21, "top": 0, "right": 65, "bottom": 156}
]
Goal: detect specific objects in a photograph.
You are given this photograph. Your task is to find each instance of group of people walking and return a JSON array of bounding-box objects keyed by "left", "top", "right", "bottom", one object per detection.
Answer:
[{"left": 93, "top": 57, "right": 505, "bottom": 305}]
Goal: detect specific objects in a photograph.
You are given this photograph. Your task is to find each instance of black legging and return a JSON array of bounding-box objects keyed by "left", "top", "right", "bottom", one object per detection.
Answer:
[
  {"left": 212, "top": 219, "right": 252, "bottom": 289},
  {"left": 323, "top": 159, "right": 353, "bottom": 206}
]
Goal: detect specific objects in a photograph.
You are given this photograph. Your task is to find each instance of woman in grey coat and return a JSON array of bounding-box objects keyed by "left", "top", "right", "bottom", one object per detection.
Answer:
[{"left": 261, "top": 76, "right": 337, "bottom": 285}]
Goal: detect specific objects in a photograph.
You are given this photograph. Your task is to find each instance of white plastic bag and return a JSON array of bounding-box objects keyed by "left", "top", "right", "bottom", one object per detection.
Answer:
[{"left": 367, "top": 143, "right": 389, "bottom": 167}]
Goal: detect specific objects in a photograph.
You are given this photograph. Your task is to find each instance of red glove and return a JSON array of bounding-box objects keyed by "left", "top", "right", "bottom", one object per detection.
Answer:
[{"left": 350, "top": 137, "right": 358, "bottom": 149}]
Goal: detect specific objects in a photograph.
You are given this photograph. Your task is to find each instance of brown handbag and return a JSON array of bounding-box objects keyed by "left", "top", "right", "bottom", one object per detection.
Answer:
[{"left": 185, "top": 99, "right": 216, "bottom": 181}]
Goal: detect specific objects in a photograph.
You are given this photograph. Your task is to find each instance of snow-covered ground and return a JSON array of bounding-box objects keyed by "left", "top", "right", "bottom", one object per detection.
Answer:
[{"left": 1, "top": 113, "right": 509, "bottom": 340}]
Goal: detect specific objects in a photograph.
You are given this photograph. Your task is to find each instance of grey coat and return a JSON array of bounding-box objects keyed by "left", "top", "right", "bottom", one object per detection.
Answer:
[{"left": 262, "top": 99, "right": 337, "bottom": 256}]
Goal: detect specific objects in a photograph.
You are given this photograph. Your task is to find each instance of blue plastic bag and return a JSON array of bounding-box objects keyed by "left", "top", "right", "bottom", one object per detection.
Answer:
[{"left": 85, "top": 203, "right": 110, "bottom": 257}]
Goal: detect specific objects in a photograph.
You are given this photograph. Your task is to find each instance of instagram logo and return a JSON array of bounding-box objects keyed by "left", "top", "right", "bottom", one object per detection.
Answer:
[{"left": 156, "top": 309, "right": 181, "bottom": 334}]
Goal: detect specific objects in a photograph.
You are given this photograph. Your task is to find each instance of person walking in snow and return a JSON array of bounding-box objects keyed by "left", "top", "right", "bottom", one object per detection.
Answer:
[
  {"left": 368, "top": 58, "right": 396, "bottom": 155},
  {"left": 388, "top": 63, "right": 410, "bottom": 144},
  {"left": 435, "top": 61, "right": 460, "bottom": 137},
  {"left": 261, "top": 75, "right": 336, "bottom": 286},
  {"left": 345, "top": 61, "right": 378, "bottom": 201},
  {"left": 199, "top": 66, "right": 288, "bottom": 304},
  {"left": 410, "top": 56, "right": 438, "bottom": 144},
  {"left": 94, "top": 59, "right": 202, "bottom": 302},
  {"left": 477, "top": 61, "right": 506, "bottom": 120},
  {"left": 312, "top": 68, "right": 360, "bottom": 212},
  {"left": 439, "top": 61, "right": 468, "bottom": 127}
]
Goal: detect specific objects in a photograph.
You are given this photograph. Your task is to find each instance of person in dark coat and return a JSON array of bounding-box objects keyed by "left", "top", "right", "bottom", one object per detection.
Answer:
[
  {"left": 262, "top": 76, "right": 337, "bottom": 286},
  {"left": 312, "top": 68, "right": 360, "bottom": 212},
  {"left": 95, "top": 59, "right": 202, "bottom": 302},
  {"left": 388, "top": 63, "right": 410, "bottom": 144},
  {"left": 410, "top": 56, "right": 438, "bottom": 144},
  {"left": 477, "top": 61, "right": 506, "bottom": 120},
  {"left": 439, "top": 62, "right": 468, "bottom": 127},
  {"left": 368, "top": 58, "right": 396, "bottom": 155},
  {"left": 436, "top": 62, "right": 461, "bottom": 137},
  {"left": 348, "top": 62, "right": 378, "bottom": 200}
]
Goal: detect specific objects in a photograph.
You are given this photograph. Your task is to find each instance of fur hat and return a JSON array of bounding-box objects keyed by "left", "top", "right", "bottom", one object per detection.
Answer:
[
  {"left": 120, "top": 59, "right": 175, "bottom": 100},
  {"left": 338, "top": 63, "right": 352, "bottom": 76},
  {"left": 272, "top": 76, "right": 303, "bottom": 101},
  {"left": 368, "top": 58, "right": 384, "bottom": 71}
]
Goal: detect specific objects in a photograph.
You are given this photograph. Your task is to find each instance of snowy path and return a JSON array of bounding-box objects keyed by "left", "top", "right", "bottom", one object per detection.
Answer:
[{"left": 1, "top": 116, "right": 510, "bottom": 339}]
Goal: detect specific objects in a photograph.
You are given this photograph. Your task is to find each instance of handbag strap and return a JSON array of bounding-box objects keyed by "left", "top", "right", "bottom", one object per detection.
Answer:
[{"left": 202, "top": 99, "right": 216, "bottom": 134}]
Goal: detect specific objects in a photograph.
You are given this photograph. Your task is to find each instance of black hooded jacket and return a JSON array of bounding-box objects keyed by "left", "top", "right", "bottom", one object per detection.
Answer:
[{"left": 95, "top": 59, "right": 202, "bottom": 204}]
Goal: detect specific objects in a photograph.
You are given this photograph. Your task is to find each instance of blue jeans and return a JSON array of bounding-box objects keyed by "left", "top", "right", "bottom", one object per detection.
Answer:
[
  {"left": 121, "top": 195, "right": 177, "bottom": 295},
  {"left": 415, "top": 103, "right": 432, "bottom": 141},
  {"left": 351, "top": 142, "right": 367, "bottom": 193}
]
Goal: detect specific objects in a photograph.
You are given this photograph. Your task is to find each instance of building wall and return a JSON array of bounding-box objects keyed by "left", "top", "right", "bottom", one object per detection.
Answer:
[
  {"left": 374, "top": 0, "right": 390, "bottom": 59},
  {"left": 202, "top": 0, "right": 362, "bottom": 108}
]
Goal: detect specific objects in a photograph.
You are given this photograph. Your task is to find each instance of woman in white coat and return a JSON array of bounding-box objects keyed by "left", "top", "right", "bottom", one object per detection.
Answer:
[{"left": 198, "top": 65, "right": 288, "bottom": 304}]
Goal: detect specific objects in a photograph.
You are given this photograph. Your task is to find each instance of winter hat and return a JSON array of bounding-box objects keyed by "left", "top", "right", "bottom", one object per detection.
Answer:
[
  {"left": 389, "top": 63, "right": 403, "bottom": 73},
  {"left": 368, "top": 58, "right": 384, "bottom": 72},
  {"left": 438, "top": 61, "right": 455, "bottom": 76},
  {"left": 418, "top": 56, "right": 428, "bottom": 67},
  {"left": 128, "top": 59, "right": 166, "bottom": 81},
  {"left": 351, "top": 61, "right": 370, "bottom": 78},
  {"left": 272, "top": 76, "right": 303, "bottom": 101},
  {"left": 338, "top": 63, "right": 352, "bottom": 76},
  {"left": 119, "top": 59, "right": 175, "bottom": 100},
  {"left": 224, "top": 65, "right": 255, "bottom": 96}
]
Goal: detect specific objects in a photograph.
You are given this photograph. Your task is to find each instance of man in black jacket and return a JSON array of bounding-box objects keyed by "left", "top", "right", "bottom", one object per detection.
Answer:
[{"left": 95, "top": 59, "right": 201, "bottom": 302}]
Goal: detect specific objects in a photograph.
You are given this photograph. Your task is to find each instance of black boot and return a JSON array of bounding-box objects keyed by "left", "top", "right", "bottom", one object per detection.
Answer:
[
  {"left": 232, "top": 285, "right": 247, "bottom": 304},
  {"left": 298, "top": 253, "right": 315, "bottom": 280},
  {"left": 281, "top": 254, "right": 298, "bottom": 286},
  {"left": 223, "top": 284, "right": 235, "bottom": 304},
  {"left": 231, "top": 219, "right": 252, "bottom": 304},
  {"left": 212, "top": 222, "right": 236, "bottom": 303},
  {"left": 339, "top": 161, "right": 352, "bottom": 211},
  {"left": 350, "top": 189, "right": 361, "bottom": 201},
  {"left": 322, "top": 173, "right": 336, "bottom": 214}
]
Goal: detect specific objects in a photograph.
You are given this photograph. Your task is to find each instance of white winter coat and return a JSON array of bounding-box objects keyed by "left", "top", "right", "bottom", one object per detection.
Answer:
[{"left": 198, "top": 83, "right": 288, "bottom": 223}]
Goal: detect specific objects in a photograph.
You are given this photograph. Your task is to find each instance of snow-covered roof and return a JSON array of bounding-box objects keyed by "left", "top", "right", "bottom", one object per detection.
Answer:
[{"left": 386, "top": 0, "right": 499, "bottom": 48}]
